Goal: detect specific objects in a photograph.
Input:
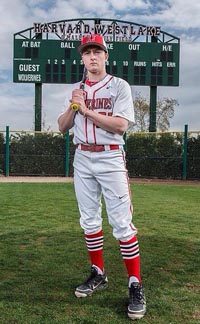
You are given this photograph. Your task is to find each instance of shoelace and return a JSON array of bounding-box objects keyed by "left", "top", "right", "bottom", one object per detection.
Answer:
[
  {"left": 130, "top": 285, "right": 144, "bottom": 303},
  {"left": 84, "top": 268, "right": 99, "bottom": 284}
]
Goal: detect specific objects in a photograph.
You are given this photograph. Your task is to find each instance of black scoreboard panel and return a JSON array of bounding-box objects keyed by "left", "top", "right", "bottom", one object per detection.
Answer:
[{"left": 13, "top": 39, "right": 179, "bottom": 86}]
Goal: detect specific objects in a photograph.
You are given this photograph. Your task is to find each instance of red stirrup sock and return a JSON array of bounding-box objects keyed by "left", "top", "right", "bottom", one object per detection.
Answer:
[
  {"left": 119, "top": 235, "right": 141, "bottom": 283},
  {"left": 85, "top": 230, "right": 104, "bottom": 273}
]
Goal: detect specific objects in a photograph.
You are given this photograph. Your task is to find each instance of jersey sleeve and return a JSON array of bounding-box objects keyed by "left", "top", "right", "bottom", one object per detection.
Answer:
[{"left": 111, "top": 77, "right": 135, "bottom": 126}]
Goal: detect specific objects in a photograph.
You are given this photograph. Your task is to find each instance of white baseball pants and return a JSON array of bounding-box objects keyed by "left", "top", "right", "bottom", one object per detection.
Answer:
[{"left": 73, "top": 148, "right": 137, "bottom": 241}]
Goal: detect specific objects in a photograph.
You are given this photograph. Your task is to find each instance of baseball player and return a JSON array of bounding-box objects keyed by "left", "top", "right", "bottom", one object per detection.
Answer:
[{"left": 58, "top": 34, "right": 146, "bottom": 320}]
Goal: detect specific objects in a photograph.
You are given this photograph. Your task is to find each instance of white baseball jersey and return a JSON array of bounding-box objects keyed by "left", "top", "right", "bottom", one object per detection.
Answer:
[{"left": 62, "top": 74, "right": 135, "bottom": 145}]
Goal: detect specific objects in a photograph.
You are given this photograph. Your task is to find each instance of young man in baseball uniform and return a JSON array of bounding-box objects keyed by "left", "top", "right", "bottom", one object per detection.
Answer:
[{"left": 58, "top": 34, "right": 146, "bottom": 320}]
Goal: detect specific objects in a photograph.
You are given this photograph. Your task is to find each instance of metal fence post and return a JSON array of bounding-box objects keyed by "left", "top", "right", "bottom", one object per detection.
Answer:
[
  {"left": 65, "top": 131, "right": 70, "bottom": 177},
  {"left": 182, "top": 124, "right": 188, "bottom": 180},
  {"left": 5, "top": 125, "right": 10, "bottom": 176}
]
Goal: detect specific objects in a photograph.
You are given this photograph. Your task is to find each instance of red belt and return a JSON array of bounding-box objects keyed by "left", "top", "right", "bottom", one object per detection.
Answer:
[{"left": 76, "top": 144, "right": 120, "bottom": 152}]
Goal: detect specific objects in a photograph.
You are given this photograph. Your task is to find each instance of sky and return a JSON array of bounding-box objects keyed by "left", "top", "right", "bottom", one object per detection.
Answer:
[{"left": 0, "top": 0, "right": 200, "bottom": 132}]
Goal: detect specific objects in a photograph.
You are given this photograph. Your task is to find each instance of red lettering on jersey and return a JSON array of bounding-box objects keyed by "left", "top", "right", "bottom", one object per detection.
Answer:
[{"left": 85, "top": 97, "right": 112, "bottom": 110}]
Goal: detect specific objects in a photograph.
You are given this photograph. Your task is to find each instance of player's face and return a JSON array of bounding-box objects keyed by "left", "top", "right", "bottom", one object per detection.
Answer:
[{"left": 82, "top": 46, "right": 108, "bottom": 74}]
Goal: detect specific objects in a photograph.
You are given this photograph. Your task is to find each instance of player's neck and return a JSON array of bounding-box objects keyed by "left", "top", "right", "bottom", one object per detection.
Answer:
[{"left": 87, "top": 71, "right": 107, "bottom": 82}]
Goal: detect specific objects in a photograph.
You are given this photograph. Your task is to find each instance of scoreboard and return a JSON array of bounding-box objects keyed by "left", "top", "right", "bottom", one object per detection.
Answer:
[{"left": 13, "top": 39, "right": 180, "bottom": 86}]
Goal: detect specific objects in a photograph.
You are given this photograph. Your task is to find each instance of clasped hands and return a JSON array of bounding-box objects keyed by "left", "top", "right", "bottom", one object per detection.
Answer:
[{"left": 70, "top": 89, "right": 88, "bottom": 116}]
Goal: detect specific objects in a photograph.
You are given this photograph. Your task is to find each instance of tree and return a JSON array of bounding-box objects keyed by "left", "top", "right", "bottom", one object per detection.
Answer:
[{"left": 131, "top": 92, "right": 179, "bottom": 132}]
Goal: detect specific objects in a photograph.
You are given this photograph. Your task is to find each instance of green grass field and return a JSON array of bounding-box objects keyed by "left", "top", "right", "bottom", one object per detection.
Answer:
[{"left": 0, "top": 182, "right": 199, "bottom": 324}]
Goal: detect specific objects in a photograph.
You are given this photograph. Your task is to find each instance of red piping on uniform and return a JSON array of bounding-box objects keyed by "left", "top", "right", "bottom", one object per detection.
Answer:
[
  {"left": 91, "top": 76, "right": 113, "bottom": 144},
  {"left": 85, "top": 118, "right": 88, "bottom": 144},
  {"left": 84, "top": 91, "right": 89, "bottom": 143},
  {"left": 121, "top": 149, "right": 133, "bottom": 215}
]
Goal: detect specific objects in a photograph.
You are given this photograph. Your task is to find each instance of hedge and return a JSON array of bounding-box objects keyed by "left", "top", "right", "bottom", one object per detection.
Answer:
[{"left": 0, "top": 131, "right": 200, "bottom": 180}]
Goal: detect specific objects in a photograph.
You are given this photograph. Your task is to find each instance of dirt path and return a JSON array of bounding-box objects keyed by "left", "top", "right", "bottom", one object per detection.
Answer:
[
  {"left": 0, "top": 176, "right": 199, "bottom": 186},
  {"left": 0, "top": 176, "right": 73, "bottom": 183}
]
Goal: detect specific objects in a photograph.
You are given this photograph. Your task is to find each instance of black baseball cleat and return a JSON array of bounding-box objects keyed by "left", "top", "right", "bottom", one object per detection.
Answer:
[
  {"left": 75, "top": 266, "right": 108, "bottom": 298},
  {"left": 127, "top": 282, "right": 146, "bottom": 320}
]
